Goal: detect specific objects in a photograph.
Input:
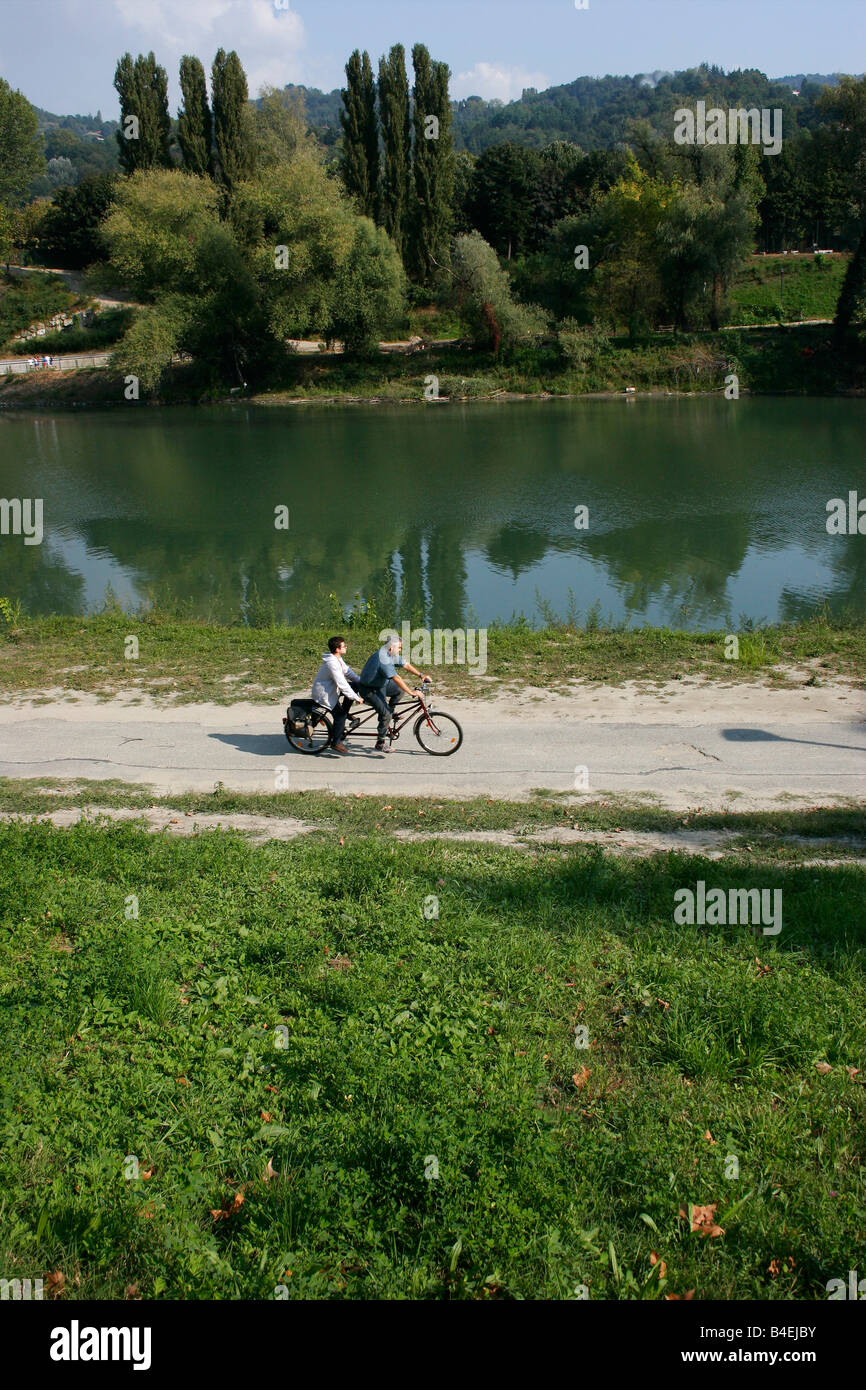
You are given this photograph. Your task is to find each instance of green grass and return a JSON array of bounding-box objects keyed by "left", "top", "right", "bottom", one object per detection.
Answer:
[
  {"left": 2, "top": 778, "right": 865, "bottom": 844},
  {"left": 0, "top": 271, "right": 80, "bottom": 350},
  {"left": 7, "top": 307, "right": 135, "bottom": 357},
  {"left": 0, "top": 819, "right": 862, "bottom": 1300},
  {"left": 1, "top": 608, "right": 864, "bottom": 702},
  {"left": 729, "top": 255, "right": 849, "bottom": 325}
]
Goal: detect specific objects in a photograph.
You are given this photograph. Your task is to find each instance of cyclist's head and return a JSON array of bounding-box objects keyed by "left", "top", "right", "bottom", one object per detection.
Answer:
[{"left": 328, "top": 636, "right": 346, "bottom": 655}]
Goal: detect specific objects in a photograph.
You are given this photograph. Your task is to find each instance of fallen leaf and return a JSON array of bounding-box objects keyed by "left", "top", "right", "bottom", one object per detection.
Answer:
[
  {"left": 45, "top": 1271, "right": 65, "bottom": 1298},
  {"left": 265, "top": 1084, "right": 278, "bottom": 1094},
  {"left": 847, "top": 1066, "right": 860, "bottom": 1080},
  {"left": 665, "top": 1290, "right": 695, "bottom": 1300},
  {"left": 682, "top": 1203, "right": 725, "bottom": 1238},
  {"left": 572, "top": 1066, "right": 591, "bottom": 1090},
  {"left": 704, "top": 1130, "right": 716, "bottom": 1145},
  {"left": 211, "top": 1191, "right": 245, "bottom": 1221},
  {"left": 263, "top": 1158, "right": 278, "bottom": 1183},
  {"left": 327, "top": 955, "right": 353, "bottom": 971},
  {"left": 176, "top": 1076, "right": 189, "bottom": 1086},
  {"left": 339, "top": 837, "right": 345, "bottom": 846},
  {"left": 814, "top": 1061, "right": 833, "bottom": 1075},
  {"left": 140, "top": 1167, "right": 154, "bottom": 1180},
  {"left": 754, "top": 957, "right": 771, "bottom": 977},
  {"left": 260, "top": 1110, "right": 272, "bottom": 1122},
  {"left": 658, "top": 998, "right": 670, "bottom": 1012},
  {"left": 125, "top": 1284, "right": 140, "bottom": 1299}
]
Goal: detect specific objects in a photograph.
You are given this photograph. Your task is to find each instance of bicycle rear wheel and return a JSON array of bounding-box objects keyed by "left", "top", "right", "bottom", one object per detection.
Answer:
[
  {"left": 284, "top": 713, "right": 333, "bottom": 755},
  {"left": 414, "top": 709, "right": 463, "bottom": 755}
]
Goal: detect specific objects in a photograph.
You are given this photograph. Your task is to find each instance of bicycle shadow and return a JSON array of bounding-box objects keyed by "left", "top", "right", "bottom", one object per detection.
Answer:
[{"left": 208, "top": 731, "right": 386, "bottom": 759}]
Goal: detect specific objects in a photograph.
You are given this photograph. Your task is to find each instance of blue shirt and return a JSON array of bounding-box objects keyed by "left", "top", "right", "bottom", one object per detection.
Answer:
[{"left": 359, "top": 645, "right": 405, "bottom": 690}]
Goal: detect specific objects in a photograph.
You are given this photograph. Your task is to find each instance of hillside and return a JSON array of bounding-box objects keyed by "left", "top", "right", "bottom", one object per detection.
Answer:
[{"left": 279, "top": 64, "right": 859, "bottom": 153}]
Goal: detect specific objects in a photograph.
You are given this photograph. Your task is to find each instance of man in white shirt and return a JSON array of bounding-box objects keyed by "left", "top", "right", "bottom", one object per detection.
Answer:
[{"left": 311, "top": 636, "right": 361, "bottom": 754}]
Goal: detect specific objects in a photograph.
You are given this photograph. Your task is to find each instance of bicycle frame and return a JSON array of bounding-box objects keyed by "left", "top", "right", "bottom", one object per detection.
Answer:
[{"left": 343, "top": 688, "right": 436, "bottom": 742}]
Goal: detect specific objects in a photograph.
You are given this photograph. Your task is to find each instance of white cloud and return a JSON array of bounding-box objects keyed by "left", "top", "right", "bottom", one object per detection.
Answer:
[
  {"left": 452, "top": 62, "right": 549, "bottom": 104},
  {"left": 112, "top": 0, "right": 305, "bottom": 98}
]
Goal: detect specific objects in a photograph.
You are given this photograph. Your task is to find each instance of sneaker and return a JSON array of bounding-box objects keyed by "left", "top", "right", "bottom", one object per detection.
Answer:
[
  {"left": 347, "top": 717, "right": 361, "bottom": 732},
  {"left": 374, "top": 740, "right": 392, "bottom": 753}
]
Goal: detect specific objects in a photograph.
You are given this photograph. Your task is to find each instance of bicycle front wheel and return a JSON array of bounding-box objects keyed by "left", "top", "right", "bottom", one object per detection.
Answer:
[{"left": 414, "top": 709, "right": 463, "bottom": 755}]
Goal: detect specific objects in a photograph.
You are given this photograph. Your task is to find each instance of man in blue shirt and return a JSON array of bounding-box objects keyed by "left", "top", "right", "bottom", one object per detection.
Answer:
[{"left": 358, "top": 636, "right": 430, "bottom": 751}]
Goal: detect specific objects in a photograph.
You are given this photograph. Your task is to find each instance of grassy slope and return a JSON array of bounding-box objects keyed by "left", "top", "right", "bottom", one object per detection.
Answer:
[
  {"left": 0, "top": 819, "right": 862, "bottom": 1300},
  {"left": 728, "top": 255, "right": 848, "bottom": 325},
  {"left": 1, "top": 612, "right": 864, "bottom": 703}
]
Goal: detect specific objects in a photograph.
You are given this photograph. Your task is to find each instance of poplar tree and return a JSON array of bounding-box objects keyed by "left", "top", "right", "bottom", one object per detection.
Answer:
[
  {"left": 114, "top": 52, "right": 172, "bottom": 173},
  {"left": 212, "top": 49, "right": 256, "bottom": 191},
  {"left": 409, "top": 45, "right": 454, "bottom": 284},
  {"left": 178, "top": 56, "right": 213, "bottom": 177},
  {"left": 377, "top": 44, "right": 411, "bottom": 258},
  {"left": 339, "top": 50, "right": 379, "bottom": 219}
]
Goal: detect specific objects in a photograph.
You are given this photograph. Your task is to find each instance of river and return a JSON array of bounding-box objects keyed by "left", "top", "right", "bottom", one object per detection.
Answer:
[{"left": 1, "top": 396, "right": 863, "bottom": 629}]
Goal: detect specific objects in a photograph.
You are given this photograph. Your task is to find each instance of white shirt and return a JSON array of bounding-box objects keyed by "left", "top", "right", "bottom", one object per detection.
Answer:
[{"left": 311, "top": 652, "right": 359, "bottom": 710}]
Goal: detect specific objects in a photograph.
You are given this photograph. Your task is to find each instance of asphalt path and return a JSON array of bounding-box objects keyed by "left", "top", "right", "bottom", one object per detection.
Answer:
[{"left": 2, "top": 684, "right": 864, "bottom": 808}]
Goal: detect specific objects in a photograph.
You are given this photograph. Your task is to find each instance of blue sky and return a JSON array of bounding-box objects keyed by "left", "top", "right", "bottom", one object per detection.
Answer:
[{"left": 1, "top": 0, "right": 863, "bottom": 117}]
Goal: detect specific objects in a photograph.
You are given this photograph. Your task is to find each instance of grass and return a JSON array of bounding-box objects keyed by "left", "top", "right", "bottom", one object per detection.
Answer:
[
  {"left": 6, "top": 307, "right": 135, "bottom": 357},
  {"left": 0, "top": 817, "right": 862, "bottom": 1300},
  {"left": 728, "top": 254, "right": 849, "bottom": 325},
  {"left": 2, "top": 321, "right": 865, "bottom": 410},
  {"left": 1, "top": 778, "right": 865, "bottom": 844},
  {"left": 0, "top": 271, "right": 80, "bottom": 350},
  {"left": 1, "top": 609, "right": 864, "bottom": 703}
]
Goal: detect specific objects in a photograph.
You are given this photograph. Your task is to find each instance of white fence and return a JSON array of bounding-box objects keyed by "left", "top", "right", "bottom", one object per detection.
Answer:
[{"left": 0, "top": 354, "right": 111, "bottom": 375}]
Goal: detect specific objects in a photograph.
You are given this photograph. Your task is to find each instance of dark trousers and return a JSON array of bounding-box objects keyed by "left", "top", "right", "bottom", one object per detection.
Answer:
[
  {"left": 331, "top": 678, "right": 360, "bottom": 745},
  {"left": 359, "top": 679, "right": 402, "bottom": 740}
]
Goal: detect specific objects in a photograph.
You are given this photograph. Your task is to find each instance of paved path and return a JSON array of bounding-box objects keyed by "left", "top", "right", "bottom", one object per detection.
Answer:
[{"left": 1, "top": 682, "right": 864, "bottom": 809}]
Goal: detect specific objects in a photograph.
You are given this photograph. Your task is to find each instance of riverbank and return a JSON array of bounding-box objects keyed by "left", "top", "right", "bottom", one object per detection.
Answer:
[
  {"left": 1, "top": 322, "right": 864, "bottom": 409},
  {"left": 1, "top": 612, "right": 864, "bottom": 703}
]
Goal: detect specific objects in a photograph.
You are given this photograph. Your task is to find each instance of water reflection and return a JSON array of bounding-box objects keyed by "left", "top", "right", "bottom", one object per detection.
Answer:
[{"left": 0, "top": 397, "right": 863, "bottom": 629}]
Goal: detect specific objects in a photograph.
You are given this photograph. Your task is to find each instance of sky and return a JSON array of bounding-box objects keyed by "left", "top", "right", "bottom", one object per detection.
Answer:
[{"left": 0, "top": 0, "right": 863, "bottom": 118}]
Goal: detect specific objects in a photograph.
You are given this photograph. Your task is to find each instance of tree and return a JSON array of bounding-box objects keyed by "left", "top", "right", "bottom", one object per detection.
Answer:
[
  {"left": 330, "top": 219, "right": 406, "bottom": 349},
  {"left": 230, "top": 149, "right": 405, "bottom": 350},
  {"left": 0, "top": 78, "right": 45, "bottom": 205},
  {"left": 377, "top": 45, "right": 411, "bottom": 257},
  {"left": 466, "top": 142, "right": 541, "bottom": 258},
  {"left": 819, "top": 76, "right": 866, "bottom": 340},
  {"left": 339, "top": 50, "right": 378, "bottom": 219},
  {"left": 177, "top": 56, "right": 213, "bottom": 177},
  {"left": 658, "top": 147, "right": 759, "bottom": 330},
  {"left": 212, "top": 49, "right": 256, "bottom": 191},
  {"left": 105, "top": 169, "right": 264, "bottom": 389},
  {"left": 113, "top": 52, "right": 172, "bottom": 174},
  {"left": 254, "top": 86, "right": 309, "bottom": 169},
  {"left": 41, "top": 172, "right": 119, "bottom": 269},
  {"left": 409, "top": 45, "right": 455, "bottom": 284},
  {"left": 101, "top": 168, "right": 222, "bottom": 299},
  {"left": 450, "top": 231, "right": 546, "bottom": 353}
]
